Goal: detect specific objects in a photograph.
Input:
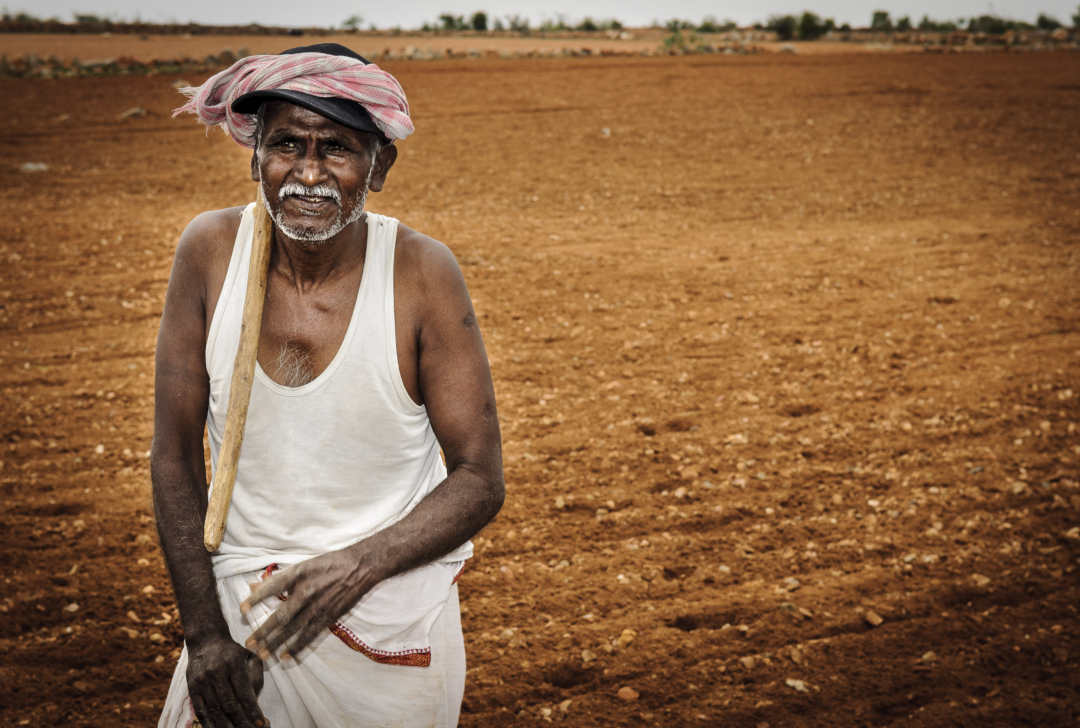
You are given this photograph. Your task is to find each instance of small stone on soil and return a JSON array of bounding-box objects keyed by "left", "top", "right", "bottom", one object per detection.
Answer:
[
  {"left": 785, "top": 678, "right": 809, "bottom": 693},
  {"left": 864, "top": 611, "right": 884, "bottom": 627},
  {"left": 617, "top": 686, "right": 639, "bottom": 701}
]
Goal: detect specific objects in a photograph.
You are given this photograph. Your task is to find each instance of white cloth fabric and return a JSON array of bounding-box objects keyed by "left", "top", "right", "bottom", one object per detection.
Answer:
[
  {"left": 158, "top": 566, "right": 466, "bottom": 728},
  {"left": 204, "top": 204, "right": 472, "bottom": 579}
]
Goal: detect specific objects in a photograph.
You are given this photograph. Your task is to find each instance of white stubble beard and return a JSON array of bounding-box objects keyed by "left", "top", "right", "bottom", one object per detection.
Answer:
[{"left": 260, "top": 148, "right": 379, "bottom": 244}]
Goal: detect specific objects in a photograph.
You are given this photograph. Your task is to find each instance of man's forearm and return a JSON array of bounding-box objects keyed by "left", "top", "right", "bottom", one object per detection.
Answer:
[
  {"left": 152, "top": 456, "right": 232, "bottom": 645},
  {"left": 350, "top": 463, "right": 504, "bottom": 581}
]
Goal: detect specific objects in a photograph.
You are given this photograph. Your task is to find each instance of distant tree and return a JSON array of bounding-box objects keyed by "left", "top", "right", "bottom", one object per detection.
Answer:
[
  {"left": 839, "top": 22, "right": 852, "bottom": 32},
  {"left": 664, "top": 18, "right": 694, "bottom": 32},
  {"left": 917, "top": 15, "right": 957, "bottom": 31},
  {"left": 1036, "top": 13, "right": 1061, "bottom": 29},
  {"left": 896, "top": 16, "right": 912, "bottom": 31},
  {"left": 798, "top": 12, "right": 829, "bottom": 39},
  {"left": 439, "top": 13, "right": 465, "bottom": 30},
  {"left": 1073, "top": 5, "right": 1080, "bottom": 28},
  {"left": 577, "top": 17, "right": 598, "bottom": 31},
  {"left": 471, "top": 12, "right": 487, "bottom": 31},
  {"left": 540, "top": 14, "right": 569, "bottom": 31},
  {"left": 506, "top": 14, "right": 530, "bottom": 33},
  {"left": 602, "top": 19, "right": 623, "bottom": 30},
  {"left": 966, "top": 14, "right": 1030, "bottom": 33},
  {"left": 871, "top": 11, "right": 892, "bottom": 31},
  {"left": 493, "top": 16, "right": 504, "bottom": 31},
  {"left": 341, "top": 14, "right": 363, "bottom": 30},
  {"left": 74, "top": 13, "right": 105, "bottom": 23},
  {"left": 768, "top": 14, "right": 798, "bottom": 40}
]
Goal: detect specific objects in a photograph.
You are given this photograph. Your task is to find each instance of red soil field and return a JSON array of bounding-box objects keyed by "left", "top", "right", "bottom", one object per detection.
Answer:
[{"left": 1, "top": 50, "right": 1079, "bottom": 727}]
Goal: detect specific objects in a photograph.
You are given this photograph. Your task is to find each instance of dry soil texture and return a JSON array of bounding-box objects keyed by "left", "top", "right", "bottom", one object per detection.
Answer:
[{"left": 1, "top": 51, "right": 1079, "bottom": 727}]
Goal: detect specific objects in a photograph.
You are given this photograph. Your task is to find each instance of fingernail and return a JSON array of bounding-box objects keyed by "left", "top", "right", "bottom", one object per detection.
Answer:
[
  {"left": 259, "top": 649, "right": 270, "bottom": 661},
  {"left": 281, "top": 652, "right": 291, "bottom": 661},
  {"left": 245, "top": 637, "right": 256, "bottom": 648}
]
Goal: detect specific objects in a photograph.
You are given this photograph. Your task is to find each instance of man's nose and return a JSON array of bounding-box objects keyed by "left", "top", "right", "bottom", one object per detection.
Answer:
[{"left": 297, "top": 147, "right": 327, "bottom": 188}]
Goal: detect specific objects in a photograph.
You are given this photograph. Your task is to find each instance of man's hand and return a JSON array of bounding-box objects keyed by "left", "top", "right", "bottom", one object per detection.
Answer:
[
  {"left": 242, "top": 545, "right": 380, "bottom": 661},
  {"left": 186, "top": 634, "right": 266, "bottom": 728}
]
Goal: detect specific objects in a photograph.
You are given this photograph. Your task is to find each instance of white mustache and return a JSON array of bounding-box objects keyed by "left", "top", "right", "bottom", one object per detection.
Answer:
[{"left": 278, "top": 182, "right": 341, "bottom": 204}]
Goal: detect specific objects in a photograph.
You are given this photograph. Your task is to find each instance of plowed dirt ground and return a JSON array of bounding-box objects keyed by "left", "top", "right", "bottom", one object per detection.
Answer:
[{"left": 1, "top": 50, "right": 1079, "bottom": 727}]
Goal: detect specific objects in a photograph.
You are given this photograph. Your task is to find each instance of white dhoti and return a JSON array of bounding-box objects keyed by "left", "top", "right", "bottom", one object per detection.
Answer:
[{"left": 159, "top": 562, "right": 466, "bottom": 728}]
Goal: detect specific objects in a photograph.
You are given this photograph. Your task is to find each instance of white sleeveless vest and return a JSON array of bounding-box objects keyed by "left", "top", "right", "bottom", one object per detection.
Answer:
[{"left": 205, "top": 204, "right": 472, "bottom": 578}]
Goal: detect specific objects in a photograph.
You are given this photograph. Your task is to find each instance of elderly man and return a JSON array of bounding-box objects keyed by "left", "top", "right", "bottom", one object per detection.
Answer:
[{"left": 153, "top": 44, "right": 504, "bottom": 728}]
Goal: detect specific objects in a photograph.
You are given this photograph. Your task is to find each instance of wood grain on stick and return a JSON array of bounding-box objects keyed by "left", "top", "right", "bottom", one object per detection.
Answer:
[{"left": 204, "top": 189, "right": 274, "bottom": 551}]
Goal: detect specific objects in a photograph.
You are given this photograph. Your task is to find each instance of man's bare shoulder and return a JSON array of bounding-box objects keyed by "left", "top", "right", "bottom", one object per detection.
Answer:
[
  {"left": 174, "top": 205, "right": 248, "bottom": 271},
  {"left": 393, "top": 221, "right": 463, "bottom": 287}
]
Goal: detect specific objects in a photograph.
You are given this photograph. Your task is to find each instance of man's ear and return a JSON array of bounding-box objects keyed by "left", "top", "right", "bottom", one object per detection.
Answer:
[
  {"left": 367, "top": 144, "right": 398, "bottom": 193},
  {"left": 250, "top": 150, "right": 260, "bottom": 182}
]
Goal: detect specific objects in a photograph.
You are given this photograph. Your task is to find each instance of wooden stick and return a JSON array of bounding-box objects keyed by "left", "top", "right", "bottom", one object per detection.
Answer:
[{"left": 204, "top": 188, "right": 274, "bottom": 552}]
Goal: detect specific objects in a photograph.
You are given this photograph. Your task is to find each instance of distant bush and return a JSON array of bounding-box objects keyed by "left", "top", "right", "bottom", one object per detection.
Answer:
[
  {"left": 577, "top": 17, "right": 598, "bottom": 31},
  {"left": 439, "top": 14, "right": 467, "bottom": 31},
  {"left": 871, "top": 11, "right": 892, "bottom": 31},
  {"left": 839, "top": 23, "right": 852, "bottom": 32},
  {"left": 505, "top": 14, "right": 530, "bottom": 33},
  {"left": 662, "top": 26, "right": 700, "bottom": 52},
  {"left": 966, "top": 14, "right": 1033, "bottom": 33},
  {"left": 798, "top": 12, "right": 834, "bottom": 40},
  {"left": 540, "top": 15, "right": 570, "bottom": 31},
  {"left": 697, "top": 16, "right": 736, "bottom": 33},
  {"left": 341, "top": 15, "right": 363, "bottom": 30},
  {"left": 918, "top": 15, "right": 958, "bottom": 32},
  {"left": 471, "top": 12, "right": 487, "bottom": 31},
  {"left": 1073, "top": 5, "right": 1080, "bottom": 28},
  {"left": 768, "top": 14, "right": 798, "bottom": 41},
  {"left": 1036, "top": 13, "right": 1061, "bottom": 30},
  {"left": 896, "top": 15, "right": 912, "bottom": 31}
]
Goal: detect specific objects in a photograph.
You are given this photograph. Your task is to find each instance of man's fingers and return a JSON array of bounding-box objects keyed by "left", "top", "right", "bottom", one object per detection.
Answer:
[
  {"left": 245, "top": 598, "right": 299, "bottom": 656},
  {"left": 190, "top": 692, "right": 214, "bottom": 728},
  {"left": 242, "top": 569, "right": 298, "bottom": 613},
  {"left": 193, "top": 684, "right": 237, "bottom": 728},
  {"left": 231, "top": 654, "right": 267, "bottom": 728},
  {"left": 211, "top": 664, "right": 257, "bottom": 728},
  {"left": 259, "top": 602, "right": 313, "bottom": 655},
  {"left": 281, "top": 618, "right": 323, "bottom": 660}
]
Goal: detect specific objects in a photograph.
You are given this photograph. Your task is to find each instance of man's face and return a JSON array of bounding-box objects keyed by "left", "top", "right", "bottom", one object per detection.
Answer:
[{"left": 252, "top": 101, "right": 395, "bottom": 243}]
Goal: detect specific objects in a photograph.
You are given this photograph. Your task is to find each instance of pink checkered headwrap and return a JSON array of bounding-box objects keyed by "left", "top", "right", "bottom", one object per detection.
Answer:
[{"left": 173, "top": 52, "right": 413, "bottom": 148}]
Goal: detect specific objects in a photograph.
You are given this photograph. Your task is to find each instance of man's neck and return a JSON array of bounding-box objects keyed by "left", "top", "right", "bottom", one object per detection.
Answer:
[{"left": 272, "top": 215, "right": 368, "bottom": 291}]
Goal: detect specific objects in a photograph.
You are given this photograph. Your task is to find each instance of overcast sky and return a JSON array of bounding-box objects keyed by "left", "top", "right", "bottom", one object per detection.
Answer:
[{"left": 19, "top": 0, "right": 1078, "bottom": 29}]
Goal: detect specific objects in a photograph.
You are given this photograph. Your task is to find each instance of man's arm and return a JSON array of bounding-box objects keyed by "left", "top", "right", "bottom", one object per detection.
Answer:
[
  {"left": 243, "top": 233, "right": 504, "bottom": 660},
  {"left": 152, "top": 211, "right": 267, "bottom": 728}
]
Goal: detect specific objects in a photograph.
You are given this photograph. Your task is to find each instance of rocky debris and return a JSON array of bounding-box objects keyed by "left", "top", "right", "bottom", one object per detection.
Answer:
[
  {"left": 617, "top": 628, "right": 637, "bottom": 648},
  {"left": 19, "top": 162, "right": 48, "bottom": 173},
  {"left": 971, "top": 574, "right": 991, "bottom": 587},
  {"left": 864, "top": 611, "right": 884, "bottom": 628},
  {"left": 119, "top": 107, "right": 147, "bottom": 119},
  {"left": 785, "top": 678, "right": 809, "bottom": 693},
  {"left": 617, "top": 686, "right": 639, "bottom": 701}
]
